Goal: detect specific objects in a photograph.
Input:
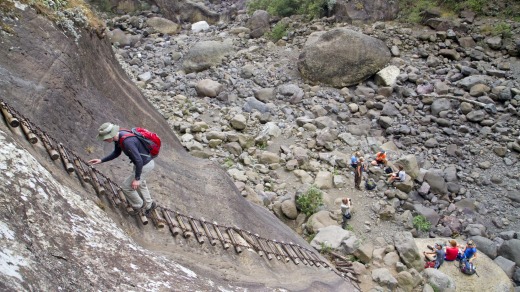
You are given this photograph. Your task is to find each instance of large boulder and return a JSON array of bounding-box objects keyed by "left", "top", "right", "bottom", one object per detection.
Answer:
[
  {"left": 307, "top": 211, "right": 338, "bottom": 233},
  {"left": 395, "top": 154, "right": 420, "bottom": 180},
  {"left": 246, "top": 10, "right": 270, "bottom": 38},
  {"left": 152, "top": 0, "right": 221, "bottom": 24},
  {"left": 310, "top": 225, "right": 352, "bottom": 250},
  {"left": 422, "top": 269, "right": 456, "bottom": 291},
  {"left": 498, "top": 239, "right": 520, "bottom": 266},
  {"left": 394, "top": 232, "right": 424, "bottom": 271},
  {"left": 145, "top": 17, "right": 180, "bottom": 35},
  {"left": 423, "top": 171, "right": 448, "bottom": 194},
  {"left": 471, "top": 236, "right": 498, "bottom": 259},
  {"left": 298, "top": 28, "right": 391, "bottom": 88},
  {"left": 182, "top": 40, "right": 234, "bottom": 73}
]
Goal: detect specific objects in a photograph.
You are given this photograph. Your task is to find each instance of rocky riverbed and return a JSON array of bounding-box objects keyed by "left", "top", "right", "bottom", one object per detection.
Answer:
[{"left": 106, "top": 6, "right": 520, "bottom": 287}]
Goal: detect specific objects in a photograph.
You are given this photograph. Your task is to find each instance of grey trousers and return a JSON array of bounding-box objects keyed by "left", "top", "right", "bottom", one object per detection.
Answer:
[{"left": 122, "top": 160, "right": 154, "bottom": 209}]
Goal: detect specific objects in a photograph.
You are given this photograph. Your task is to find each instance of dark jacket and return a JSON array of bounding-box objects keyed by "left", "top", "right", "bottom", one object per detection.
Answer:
[{"left": 101, "top": 131, "right": 152, "bottom": 180}]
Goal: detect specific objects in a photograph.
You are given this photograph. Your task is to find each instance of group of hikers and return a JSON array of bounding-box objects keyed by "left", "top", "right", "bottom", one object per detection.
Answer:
[
  {"left": 350, "top": 149, "right": 407, "bottom": 190},
  {"left": 343, "top": 149, "right": 479, "bottom": 276},
  {"left": 423, "top": 239, "right": 478, "bottom": 275}
]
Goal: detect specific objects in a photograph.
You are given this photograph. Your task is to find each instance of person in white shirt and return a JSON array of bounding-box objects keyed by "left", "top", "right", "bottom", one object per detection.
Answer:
[
  {"left": 387, "top": 165, "right": 406, "bottom": 184},
  {"left": 340, "top": 197, "right": 352, "bottom": 229}
]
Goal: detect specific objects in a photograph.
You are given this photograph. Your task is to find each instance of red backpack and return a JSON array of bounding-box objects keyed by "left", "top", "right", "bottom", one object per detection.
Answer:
[{"left": 119, "top": 128, "right": 161, "bottom": 158}]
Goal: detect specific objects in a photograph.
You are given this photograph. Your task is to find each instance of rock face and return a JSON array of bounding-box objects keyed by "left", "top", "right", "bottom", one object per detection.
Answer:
[{"left": 298, "top": 28, "right": 391, "bottom": 87}]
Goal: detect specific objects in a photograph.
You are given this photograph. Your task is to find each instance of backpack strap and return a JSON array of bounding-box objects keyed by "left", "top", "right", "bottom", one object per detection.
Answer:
[{"left": 118, "top": 129, "right": 135, "bottom": 150}]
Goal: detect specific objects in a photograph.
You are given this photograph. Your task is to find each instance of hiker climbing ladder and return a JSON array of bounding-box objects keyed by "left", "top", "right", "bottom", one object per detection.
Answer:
[{"left": 0, "top": 99, "right": 360, "bottom": 286}]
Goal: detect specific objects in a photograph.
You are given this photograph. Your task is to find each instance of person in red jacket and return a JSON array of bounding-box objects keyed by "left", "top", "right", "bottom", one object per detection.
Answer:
[{"left": 445, "top": 240, "right": 460, "bottom": 261}]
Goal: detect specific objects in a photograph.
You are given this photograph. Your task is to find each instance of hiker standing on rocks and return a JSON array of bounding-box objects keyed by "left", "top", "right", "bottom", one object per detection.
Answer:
[
  {"left": 340, "top": 197, "right": 352, "bottom": 229},
  {"left": 350, "top": 151, "right": 361, "bottom": 169},
  {"left": 354, "top": 157, "right": 364, "bottom": 190},
  {"left": 88, "top": 122, "right": 156, "bottom": 216}
]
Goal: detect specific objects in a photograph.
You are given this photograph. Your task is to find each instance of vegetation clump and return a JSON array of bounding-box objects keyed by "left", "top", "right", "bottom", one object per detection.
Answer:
[
  {"left": 413, "top": 215, "right": 431, "bottom": 232},
  {"left": 247, "top": 0, "right": 336, "bottom": 20},
  {"left": 267, "top": 21, "right": 288, "bottom": 42},
  {"left": 398, "top": 0, "right": 520, "bottom": 23},
  {"left": 296, "top": 185, "right": 324, "bottom": 217}
]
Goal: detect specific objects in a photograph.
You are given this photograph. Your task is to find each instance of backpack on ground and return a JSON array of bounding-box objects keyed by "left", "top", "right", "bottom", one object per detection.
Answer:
[
  {"left": 365, "top": 180, "right": 376, "bottom": 190},
  {"left": 459, "top": 259, "right": 477, "bottom": 276},
  {"left": 385, "top": 167, "right": 393, "bottom": 174},
  {"left": 120, "top": 127, "right": 161, "bottom": 158},
  {"left": 424, "top": 261, "right": 435, "bottom": 269}
]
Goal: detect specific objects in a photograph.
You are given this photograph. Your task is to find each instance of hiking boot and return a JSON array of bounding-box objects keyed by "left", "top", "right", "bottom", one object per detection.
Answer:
[
  {"left": 127, "top": 207, "right": 141, "bottom": 216},
  {"left": 427, "top": 245, "right": 435, "bottom": 251},
  {"left": 144, "top": 201, "right": 156, "bottom": 217}
]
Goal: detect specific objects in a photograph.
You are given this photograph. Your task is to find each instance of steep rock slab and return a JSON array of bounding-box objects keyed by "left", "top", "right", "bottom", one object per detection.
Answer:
[{"left": 298, "top": 28, "right": 391, "bottom": 88}]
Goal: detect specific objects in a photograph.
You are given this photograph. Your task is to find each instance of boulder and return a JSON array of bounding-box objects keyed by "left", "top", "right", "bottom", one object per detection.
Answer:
[
  {"left": 498, "top": 239, "right": 520, "bottom": 266},
  {"left": 307, "top": 211, "right": 338, "bottom": 233},
  {"left": 471, "top": 236, "right": 497, "bottom": 259},
  {"left": 372, "top": 268, "right": 398, "bottom": 290},
  {"left": 310, "top": 225, "right": 352, "bottom": 250},
  {"left": 423, "top": 171, "right": 448, "bottom": 194},
  {"left": 394, "top": 232, "right": 424, "bottom": 271},
  {"left": 375, "top": 65, "right": 400, "bottom": 86},
  {"left": 195, "top": 79, "right": 223, "bottom": 97},
  {"left": 246, "top": 10, "right": 270, "bottom": 38},
  {"left": 413, "top": 204, "right": 440, "bottom": 226},
  {"left": 298, "top": 28, "right": 391, "bottom": 87},
  {"left": 145, "top": 17, "right": 180, "bottom": 35},
  {"left": 422, "top": 269, "right": 456, "bottom": 291},
  {"left": 281, "top": 200, "right": 298, "bottom": 220},
  {"left": 182, "top": 40, "right": 234, "bottom": 73},
  {"left": 314, "top": 171, "right": 333, "bottom": 189},
  {"left": 494, "top": 256, "right": 516, "bottom": 278},
  {"left": 395, "top": 155, "right": 420, "bottom": 180}
]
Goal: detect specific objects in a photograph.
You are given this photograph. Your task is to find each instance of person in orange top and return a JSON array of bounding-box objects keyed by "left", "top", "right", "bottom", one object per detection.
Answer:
[{"left": 371, "top": 150, "right": 387, "bottom": 166}]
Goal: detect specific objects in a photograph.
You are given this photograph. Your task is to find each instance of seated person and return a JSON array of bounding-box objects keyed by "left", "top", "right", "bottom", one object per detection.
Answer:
[
  {"left": 423, "top": 243, "right": 445, "bottom": 269},
  {"left": 371, "top": 150, "right": 387, "bottom": 166},
  {"left": 387, "top": 165, "right": 406, "bottom": 184},
  {"left": 340, "top": 198, "right": 352, "bottom": 229},
  {"left": 458, "top": 240, "right": 477, "bottom": 263},
  {"left": 445, "top": 240, "right": 460, "bottom": 261}
]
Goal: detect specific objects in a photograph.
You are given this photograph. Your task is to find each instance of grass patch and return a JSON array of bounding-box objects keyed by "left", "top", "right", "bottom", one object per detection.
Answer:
[
  {"left": 296, "top": 185, "right": 324, "bottom": 217},
  {"left": 247, "top": 0, "right": 335, "bottom": 20},
  {"left": 413, "top": 215, "right": 431, "bottom": 232},
  {"left": 267, "top": 21, "right": 288, "bottom": 42},
  {"left": 398, "top": 0, "right": 519, "bottom": 23}
]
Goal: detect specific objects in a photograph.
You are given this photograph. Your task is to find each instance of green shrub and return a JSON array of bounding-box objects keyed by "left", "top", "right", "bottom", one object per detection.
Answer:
[
  {"left": 492, "top": 22, "right": 512, "bottom": 38},
  {"left": 412, "top": 215, "right": 431, "bottom": 232},
  {"left": 296, "top": 185, "right": 324, "bottom": 216},
  {"left": 267, "top": 22, "right": 288, "bottom": 41},
  {"left": 247, "top": 0, "right": 333, "bottom": 19}
]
